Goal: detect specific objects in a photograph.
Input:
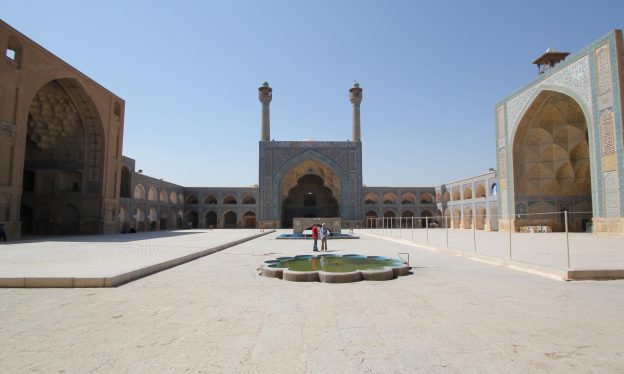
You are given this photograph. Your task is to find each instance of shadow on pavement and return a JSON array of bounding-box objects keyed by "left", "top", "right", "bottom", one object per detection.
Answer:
[{"left": 12, "top": 230, "right": 203, "bottom": 244}]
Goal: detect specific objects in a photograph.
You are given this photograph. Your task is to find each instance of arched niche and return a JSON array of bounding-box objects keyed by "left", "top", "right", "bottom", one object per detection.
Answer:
[
  {"left": 281, "top": 174, "right": 338, "bottom": 228},
  {"left": 512, "top": 90, "right": 592, "bottom": 231},
  {"left": 383, "top": 193, "right": 397, "bottom": 204},
  {"left": 21, "top": 79, "right": 105, "bottom": 234},
  {"left": 134, "top": 184, "right": 145, "bottom": 200},
  {"left": 364, "top": 193, "right": 379, "bottom": 204}
]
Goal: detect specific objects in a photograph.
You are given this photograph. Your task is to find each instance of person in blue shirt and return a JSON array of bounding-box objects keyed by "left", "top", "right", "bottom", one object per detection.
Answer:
[{"left": 320, "top": 223, "right": 329, "bottom": 251}]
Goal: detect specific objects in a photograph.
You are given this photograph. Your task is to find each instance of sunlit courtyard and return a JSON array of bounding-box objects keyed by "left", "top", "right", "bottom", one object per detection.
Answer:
[{"left": 1, "top": 231, "right": 623, "bottom": 372}]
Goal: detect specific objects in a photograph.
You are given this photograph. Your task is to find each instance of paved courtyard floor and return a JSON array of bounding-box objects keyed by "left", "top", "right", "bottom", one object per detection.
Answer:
[{"left": 1, "top": 230, "right": 623, "bottom": 372}]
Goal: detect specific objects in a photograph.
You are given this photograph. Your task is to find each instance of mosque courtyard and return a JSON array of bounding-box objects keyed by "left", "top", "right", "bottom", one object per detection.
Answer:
[{"left": 1, "top": 231, "right": 623, "bottom": 373}]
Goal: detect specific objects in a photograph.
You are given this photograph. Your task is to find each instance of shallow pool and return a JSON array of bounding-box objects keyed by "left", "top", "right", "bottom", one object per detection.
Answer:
[{"left": 266, "top": 254, "right": 404, "bottom": 273}]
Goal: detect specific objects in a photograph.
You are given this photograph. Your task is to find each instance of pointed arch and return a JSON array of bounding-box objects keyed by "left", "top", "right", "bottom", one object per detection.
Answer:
[
  {"left": 452, "top": 207, "right": 461, "bottom": 229},
  {"left": 383, "top": 193, "right": 398, "bottom": 204},
  {"left": 223, "top": 195, "right": 237, "bottom": 204},
  {"left": 444, "top": 208, "right": 451, "bottom": 228},
  {"left": 475, "top": 205, "right": 486, "bottom": 230},
  {"left": 364, "top": 192, "right": 379, "bottom": 204},
  {"left": 203, "top": 210, "right": 217, "bottom": 228},
  {"left": 185, "top": 210, "right": 198, "bottom": 228},
  {"left": 272, "top": 150, "right": 348, "bottom": 219},
  {"left": 365, "top": 210, "right": 378, "bottom": 228},
  {"left": 204, "top": 194, "right": 217, "bottom": 204},
  {"left": 134, "top": 184, "right": 145, "bottom": 200},
  {"left": 147, "top": 186, "right": 157, "bottom": 202},
  {"left": 242, "top": 194, "right": 256, "bottom": 205},
  {"left": 452, "top": 188, "right": 461, "bottom": 201},
  {"left": 511, "top": 89, "right": 593, "bottom": 231},
  {"left": 475, "top": 183, "right": 486, "bottom": 198},
  {"left": 400, "top": 210, "right": 415, "bottom": 227},
  {"left": 148, "top": 207, "right": 158, "bottom": 222},
  {"left": 243, "top": 211, "right": 256, "bottom": 228},
  {"left": 223, "top": 210, "right": 238, "bottom": 228},
  {"left": 119, "top": 205, "right": 129, "bottom": 230},
  {"left": 421, "top": 209, "right": 433, "bottom": 228},
  {"left": 401, "top": 192, "right": 416, "bottom": 204},
  {"left": 136, "top": 208, "right": 145, "bottom": 231},
  {"left": 463, "top": 206, "right": 473, "bottom": 229},
  {"left": 383, "top": 210, "right": 396, "bottom": 228},
  {"left": 420, "top": 192, "right": 434, "bottom": 204}
]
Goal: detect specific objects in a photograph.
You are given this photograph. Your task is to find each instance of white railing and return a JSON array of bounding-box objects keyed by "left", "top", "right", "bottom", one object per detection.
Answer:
[{"left": 361, "top": 211, "right": 618, "bottom": 271}]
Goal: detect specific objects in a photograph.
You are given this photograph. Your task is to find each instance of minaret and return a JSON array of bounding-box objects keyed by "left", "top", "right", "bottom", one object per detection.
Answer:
[
  {"left": 349, "top": 83, "right": 363, "bottom": 141},
  {"left": 258, "top": 82, "right": 272, "bottom": 141}
]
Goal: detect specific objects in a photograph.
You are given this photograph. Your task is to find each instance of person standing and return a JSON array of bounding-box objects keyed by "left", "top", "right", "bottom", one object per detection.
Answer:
[
  {"left": 0, "top": 224, "right": 6, "bottom": 242},
  {"left": 311, "top": 224, "right": 319, "bottom": 252},
  {"left": 320, "top": 223, "right": 329, "bottom": 251}
]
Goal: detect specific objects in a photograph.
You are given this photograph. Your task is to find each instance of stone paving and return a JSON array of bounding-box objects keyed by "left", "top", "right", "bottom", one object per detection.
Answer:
[
  {"left": 0, "top": 230, "right": 623, "bottom": 373},
  {"left": 0, "top": 230, "right": 270, "bottom": 286}
]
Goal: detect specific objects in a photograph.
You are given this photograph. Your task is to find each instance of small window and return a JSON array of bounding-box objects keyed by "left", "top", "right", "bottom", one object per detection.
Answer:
[
  {"left": 6, "top": 48, "right": 16, "bottom": 60},
  {"left": 6, "top": 36, "right": 22, "bottom": 68}
]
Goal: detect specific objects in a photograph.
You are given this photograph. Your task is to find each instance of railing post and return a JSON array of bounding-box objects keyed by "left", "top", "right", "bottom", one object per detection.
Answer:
[
  {"left": 411, "top": 216, "right": 414, "bottom": 241},
  {"left": 426, "top": 216, "right": 429, "bottom": 244},
  {"left": 508, "top": 215, "right": 512, "bottom": 260},
  {"left": 382, "top": 217, "right": 385, "bottom": 235},
  {"left": 446, "top": 216, "right": 449, "bottom": 248},
  {"left": 565, "top": 210, "right": 570, "bottom": 269},
  {"left": 473, "top": 211, "right": 476, "bottom": 253}
]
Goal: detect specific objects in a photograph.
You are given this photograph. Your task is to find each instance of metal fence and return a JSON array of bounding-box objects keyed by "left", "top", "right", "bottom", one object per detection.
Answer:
[{"left": 362, "top": 211, "right": 623, "bottom": 271}]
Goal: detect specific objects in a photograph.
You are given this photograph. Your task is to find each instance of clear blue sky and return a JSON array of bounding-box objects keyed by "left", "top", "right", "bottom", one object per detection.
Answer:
[{"left": 3, "top": 1, "right": 623, "bottom": 187}]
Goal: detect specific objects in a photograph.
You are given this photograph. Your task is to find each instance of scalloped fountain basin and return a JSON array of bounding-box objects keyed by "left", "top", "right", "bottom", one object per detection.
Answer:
[{"left": 262, "top": 254, "right": 410, "bottom": 283}]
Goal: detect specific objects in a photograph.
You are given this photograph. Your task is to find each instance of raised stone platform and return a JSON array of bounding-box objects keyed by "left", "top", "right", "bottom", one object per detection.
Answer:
[
  {"left": 361, "top": 230, "right": 624, "bottom": 281},
  {"left": 0, "top": 230, "right": 273, "bottom": 288},
  {"left": 292, "top": 217, "right": 341, "bottom": 234}
]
